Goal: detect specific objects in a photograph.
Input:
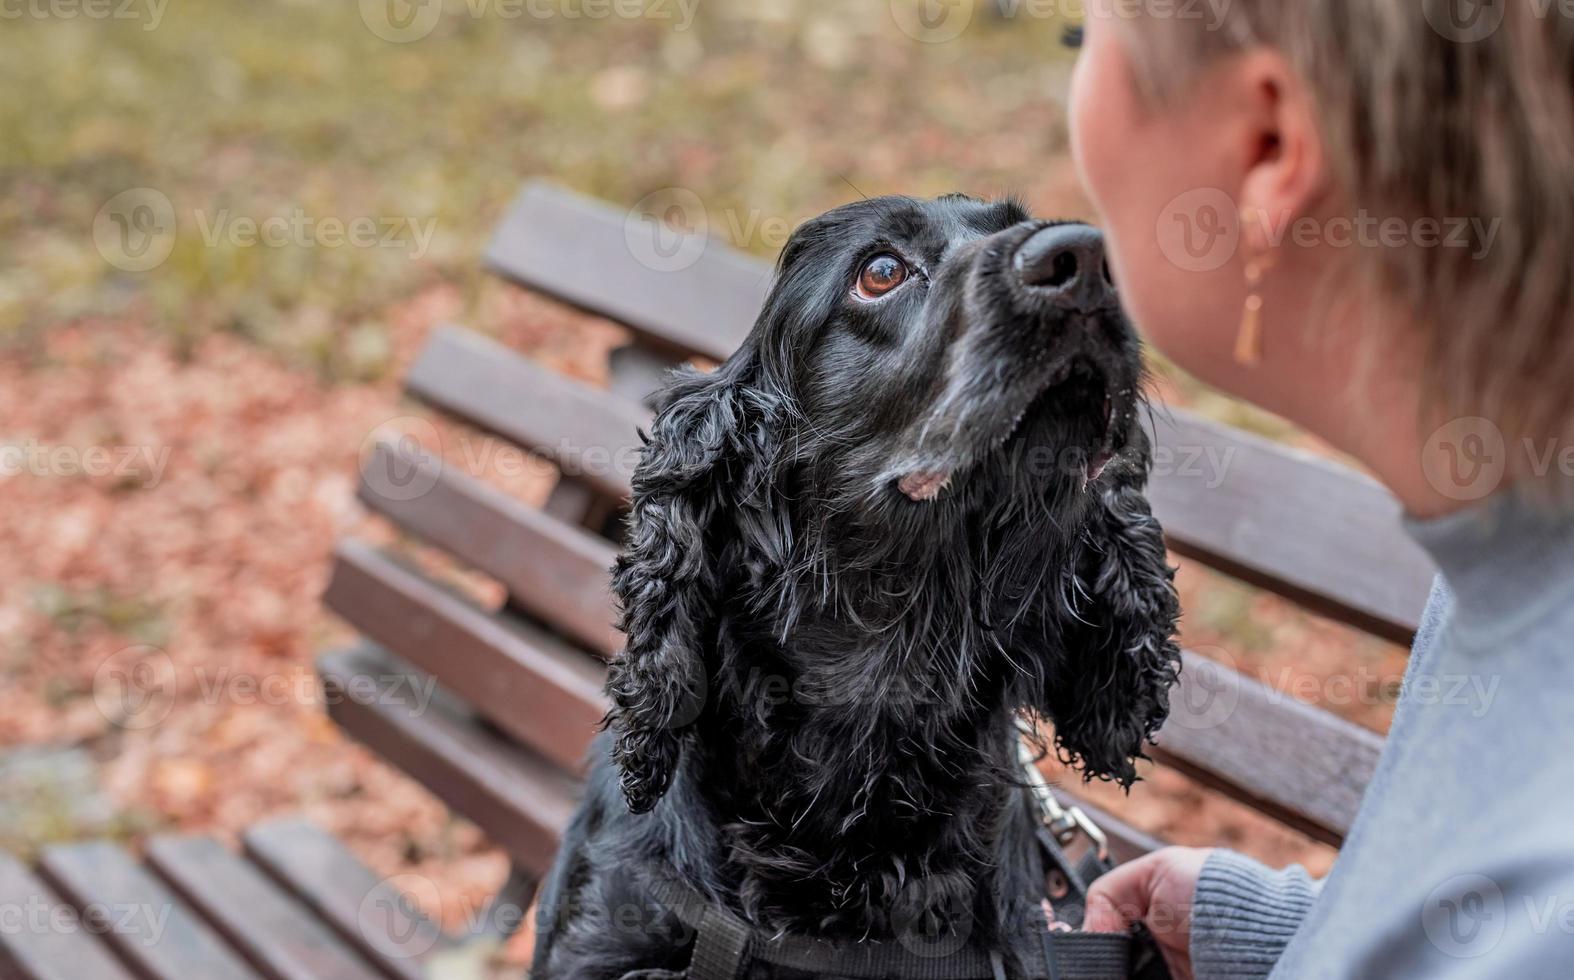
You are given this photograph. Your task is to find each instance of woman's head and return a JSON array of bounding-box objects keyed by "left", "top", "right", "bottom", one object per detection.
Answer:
[{"left": 1069, "top": 0, "right": 1574, "bottom": 496}]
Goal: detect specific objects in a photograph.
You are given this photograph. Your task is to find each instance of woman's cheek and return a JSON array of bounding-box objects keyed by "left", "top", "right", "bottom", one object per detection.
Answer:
[
  {"left": 1069, "top": 30, "right": 1234, "bottom": 374},
  {"left": 1070, "top": 32, "right": 1171, "bottom": 345}
]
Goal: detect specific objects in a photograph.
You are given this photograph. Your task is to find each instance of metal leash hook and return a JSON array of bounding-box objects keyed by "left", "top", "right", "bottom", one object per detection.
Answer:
[{"left": 1016, "top": 726, "right": 1110, "bottom": 864}]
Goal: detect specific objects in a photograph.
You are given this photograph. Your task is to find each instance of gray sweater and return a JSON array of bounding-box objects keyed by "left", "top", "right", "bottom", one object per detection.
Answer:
[{"left": 1189, "top": 491, "right": 1574, "bottom": 978}]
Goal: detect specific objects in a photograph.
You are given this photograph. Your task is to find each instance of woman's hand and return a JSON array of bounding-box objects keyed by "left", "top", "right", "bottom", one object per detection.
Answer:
[{"left": 1083, "top": 847, "right": 1213, "bottom": 980}]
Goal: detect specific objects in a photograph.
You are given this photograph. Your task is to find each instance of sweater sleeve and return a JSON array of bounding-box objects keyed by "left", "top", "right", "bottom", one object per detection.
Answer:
[{"left": 1189, "top": 850, "right": 1322, "bottom": 979}]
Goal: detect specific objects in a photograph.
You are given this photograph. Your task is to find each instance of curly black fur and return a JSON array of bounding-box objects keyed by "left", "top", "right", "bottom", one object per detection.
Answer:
[{"left": 534, "top": 195, "right": 1182, "bottom": 980}]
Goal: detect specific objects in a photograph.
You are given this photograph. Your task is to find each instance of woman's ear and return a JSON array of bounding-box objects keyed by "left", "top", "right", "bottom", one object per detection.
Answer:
[
  {"left": 1234, "top": 48, "right": 1333, "bottom": 250},
  {"left": 605, "top": 358, "right": 778, "bottom": 813},
  {"left": 1043, "top": 474, "right": 1182, "bottom": 788}
]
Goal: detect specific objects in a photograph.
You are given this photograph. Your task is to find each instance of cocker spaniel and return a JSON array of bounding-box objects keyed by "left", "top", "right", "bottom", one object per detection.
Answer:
[{"left": 532, "top": 194, "right": 1181, "bottom": 980}]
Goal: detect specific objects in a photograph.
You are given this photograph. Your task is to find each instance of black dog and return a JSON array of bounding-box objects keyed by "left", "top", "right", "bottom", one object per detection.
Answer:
[{"left": 532, "top": 195, "right": 1181, "bottom": 980}]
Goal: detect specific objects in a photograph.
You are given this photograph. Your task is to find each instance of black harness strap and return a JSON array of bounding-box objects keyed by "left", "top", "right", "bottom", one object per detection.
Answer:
[
  {"left": 649, "top": 875, "right": 1132, "bottom": 980},
  {"left": 689, "top": 904, "right": 752, "bottom": 980}
]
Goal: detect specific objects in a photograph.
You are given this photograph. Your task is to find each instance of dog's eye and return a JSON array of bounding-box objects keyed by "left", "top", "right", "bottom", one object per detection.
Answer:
[{"left": 854, "top": 253, "right": 908, "bottom": 300}]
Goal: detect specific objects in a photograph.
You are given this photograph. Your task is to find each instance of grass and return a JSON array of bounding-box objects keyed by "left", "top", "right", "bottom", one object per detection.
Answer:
[{"left": 0, "top": 0, "right": 1085, "bottom": 381}]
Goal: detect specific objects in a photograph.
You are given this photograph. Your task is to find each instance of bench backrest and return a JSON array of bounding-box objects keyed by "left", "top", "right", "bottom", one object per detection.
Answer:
[{"left": 323, "top": 182, "right": 1438, "bottom": 883}]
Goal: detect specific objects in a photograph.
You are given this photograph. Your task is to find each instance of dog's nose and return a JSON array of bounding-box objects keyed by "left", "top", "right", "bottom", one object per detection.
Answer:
[{"left": 1013, "top": 223, "right": 1113, "bottom": 305}]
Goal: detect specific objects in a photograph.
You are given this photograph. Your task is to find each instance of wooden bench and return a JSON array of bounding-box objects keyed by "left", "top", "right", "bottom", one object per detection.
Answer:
[
  {"left": 0, "top": 818, "right": 465, "bottom": 980},
  {"left": 318, "top": 182, "right": 1440, "bottom": 942}
]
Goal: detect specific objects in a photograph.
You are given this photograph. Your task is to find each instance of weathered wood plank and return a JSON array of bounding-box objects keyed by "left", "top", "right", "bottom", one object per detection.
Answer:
[
  {"left": 357, "top": 440, "right": 621, "bottom": 656},
  {"left": 323, "top": 540, "right": 608, "bottom": 774},
  {"left": 485, "top": 181, "right": 766, "bottom": 364},
  {"left": 318, "top": 645, "right": 579, "bottom": 875},
  {"left": 1148, "top": 412, "right": 1434, "bottom": 644},
  {"left": 36, "top": 842, "right": 260, "bottom": 980},
  {"left": 1153, "top": 651, "right": 1384, "bottom": 846},
  {"left": 404, "top": 325, "right": 649, "bottom": 503},
  {"left": 145, "top": 837, "right": 386, "bottom": 980},
  {"left": 241, "top": 820, "right": 451, "bottom": 980},
  {"left": 0, "top": 854, "right": 139, "bottom": 980}
]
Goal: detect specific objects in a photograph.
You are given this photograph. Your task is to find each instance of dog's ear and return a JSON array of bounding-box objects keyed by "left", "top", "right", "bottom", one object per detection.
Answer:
[
  {"left": 606, "top": 357, "right": 780, "bottom": 813},
  {"left": 1042, "top": 475, "right": 1182, "bottom": 788}
]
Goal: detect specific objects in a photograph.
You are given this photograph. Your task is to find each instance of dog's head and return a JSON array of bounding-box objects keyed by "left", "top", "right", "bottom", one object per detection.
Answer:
[{"left": 608, "top": 195, "right": 1179, "bottom": 813}]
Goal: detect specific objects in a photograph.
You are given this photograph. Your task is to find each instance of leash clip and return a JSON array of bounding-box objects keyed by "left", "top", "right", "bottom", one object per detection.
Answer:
[{"left": 1016, "top": 729, "right": 1110, "bottom": 863}]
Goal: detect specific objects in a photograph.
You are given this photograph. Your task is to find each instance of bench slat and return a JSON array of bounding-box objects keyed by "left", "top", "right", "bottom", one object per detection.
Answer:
[
  {"left": 0, "top": 854, "right": 139, "bottom": 980},
  {"left": 35, "top": 842, "right": 260, "bottom": 980},
  {"left": 1153, "top": 652, "right": 1383, "bottom": 846},
  {"left": 320, "top": 645, "right": 579, "bottom": 876},
  {"left": 323, "top": 541, "right": 608, "bottom": 774},
  {"left": 485, "top": 181, "right": 767, "bottom": 364},
  {"left": 241, "top": 819, "right": 450, "bottom": 980},
  {"left": 1149, "top": 412, "right": 1434, "bottom": 644},
  {"left": 145, "top": 836, "right": 388, "bottom": 980},
  {"left": 358, "top": 441, "right": 622, "bottom": 656},
  {"left": 476, "top": 184, "right": 1439, "bottom": 640},
  {"left": 406, "top": 325, "right": 650, "bottom": 503}
]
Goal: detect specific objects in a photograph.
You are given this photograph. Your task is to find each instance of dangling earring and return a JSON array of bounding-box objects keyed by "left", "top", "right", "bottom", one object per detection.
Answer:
[{"left": 1236, "top": 210, "right": 1277, "bottom": 367}]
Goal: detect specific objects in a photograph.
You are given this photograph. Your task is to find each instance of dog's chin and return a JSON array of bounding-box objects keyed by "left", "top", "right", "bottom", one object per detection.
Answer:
[{"left": 892, "top": 359, "right": 1127, "bottom": 504}]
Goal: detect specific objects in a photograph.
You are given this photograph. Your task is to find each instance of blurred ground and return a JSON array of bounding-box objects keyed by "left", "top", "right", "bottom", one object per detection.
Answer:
[{"left": 1, "top": 0, "right": 1408, "bottom": 959}]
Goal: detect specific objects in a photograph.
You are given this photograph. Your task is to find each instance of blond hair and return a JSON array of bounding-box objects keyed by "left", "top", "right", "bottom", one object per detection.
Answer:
[{"left": 1124, "top": 3, "right": 1574, "bottom": 471}]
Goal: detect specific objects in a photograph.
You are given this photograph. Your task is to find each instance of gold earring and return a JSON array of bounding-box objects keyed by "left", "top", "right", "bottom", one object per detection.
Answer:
[
  {"left": 1235, "top": 208, "right": 1276, "bottom": 367},
  {"left": 1236, "top": 257, "right": 1269, "bottom": 367}
]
